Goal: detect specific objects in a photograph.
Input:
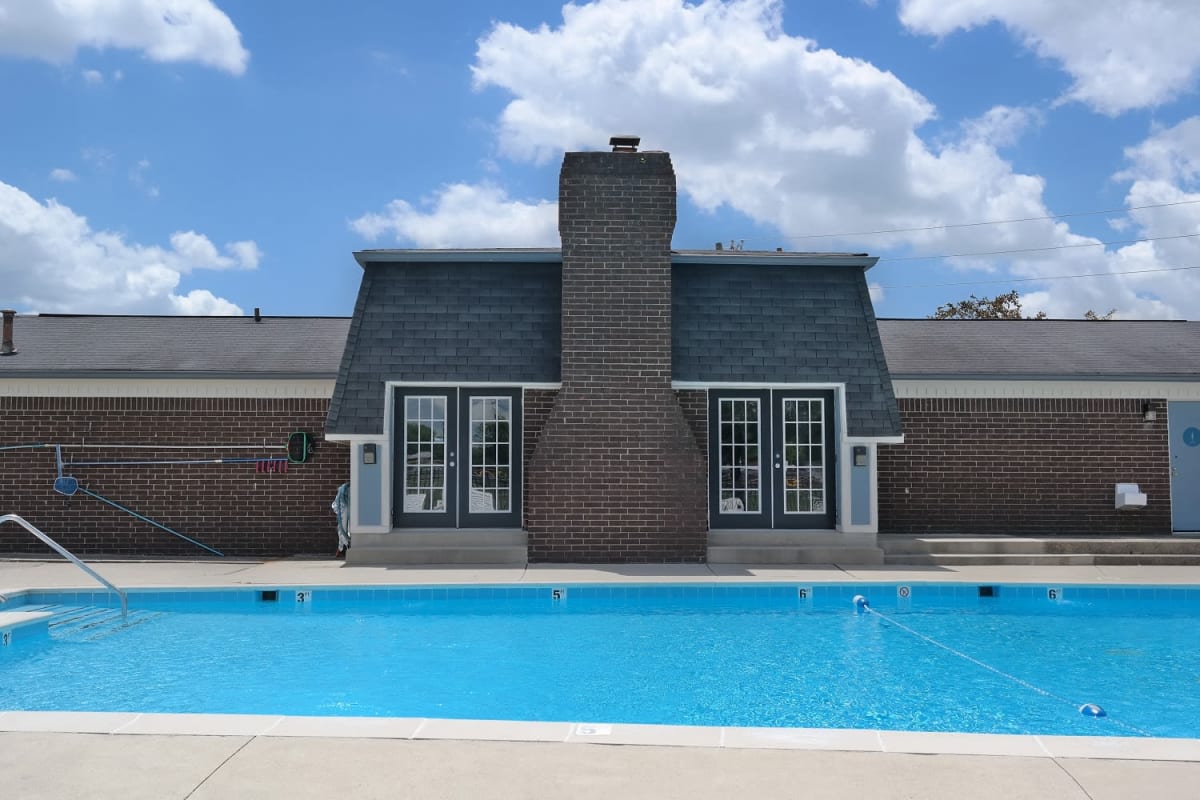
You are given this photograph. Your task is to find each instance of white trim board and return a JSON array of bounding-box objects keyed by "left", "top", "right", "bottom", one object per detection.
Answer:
[
  {"left": 893, "top": 379, "right": 1200, "bottom": 400},
  {"left": 0, "top": 378, "right": 335, "bottom": 399}
]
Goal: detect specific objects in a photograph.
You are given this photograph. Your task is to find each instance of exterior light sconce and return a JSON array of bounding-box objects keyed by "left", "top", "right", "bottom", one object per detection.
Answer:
[{"left": 1142, "top": 402, "right": 1157, "bottom": 422}]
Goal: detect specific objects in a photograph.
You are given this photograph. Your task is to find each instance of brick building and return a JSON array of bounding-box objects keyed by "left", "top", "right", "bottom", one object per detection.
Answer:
[
  {"left": 4, "top": 141, "right": 1199, "bottom": 563},
  {"left": 326, "top": 144, "right": 903, "bottom": 564},
  {"left": 0, "top": 314, "right": 350, "bottom": 557},
  {"left": 876, "top": 319, "right": 1200, "bottom": 537}
]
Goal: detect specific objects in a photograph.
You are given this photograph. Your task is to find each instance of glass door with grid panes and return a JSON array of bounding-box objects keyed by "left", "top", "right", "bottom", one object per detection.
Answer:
[
  {"left": 393, "top": 387, "right": 521, "bottom": 529},
  {"left": 708, "top": 389, "right": 836, "bottom": 529}
]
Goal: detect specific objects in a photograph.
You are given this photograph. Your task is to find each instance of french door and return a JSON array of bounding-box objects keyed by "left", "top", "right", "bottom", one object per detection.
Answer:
[
  {"left": 708, "top": 389, "right": 836, "bottom": 529},
  {"left": 392, "top": 387, "right": 522, "bottom": 528}
]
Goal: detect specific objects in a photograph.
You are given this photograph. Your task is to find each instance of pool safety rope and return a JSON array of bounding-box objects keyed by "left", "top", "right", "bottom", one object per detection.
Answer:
[{"left": 851, "top": 595, "right": 1154, "bottom": 737}]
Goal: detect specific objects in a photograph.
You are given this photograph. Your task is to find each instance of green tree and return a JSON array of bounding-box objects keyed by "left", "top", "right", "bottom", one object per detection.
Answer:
[
  {"left": 929, "top": 290, "right": 1115, "bottom": 320},
  {"left": 929, "top": 290, "right": 1046, "bottom": 319}
]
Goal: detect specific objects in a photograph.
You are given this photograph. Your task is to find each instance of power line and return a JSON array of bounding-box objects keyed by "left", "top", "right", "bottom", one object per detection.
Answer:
[
  {"left": 877, "top": 264, "right": 1200, "bottom": 290},
  {"left": 774, "top": 197, "right": 1200, "bottom": 241},
  {"left": 876, "top": 232, "right": 1200, "bottom": 263}
]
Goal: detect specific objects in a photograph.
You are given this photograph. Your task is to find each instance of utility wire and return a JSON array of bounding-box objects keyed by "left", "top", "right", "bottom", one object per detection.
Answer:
[
  {"left": 877, "top": 264, "right": 1200, "bottom": 290},
  {"left": 876, "top": 232, "right": 1200, "bottom": 263},
  {"left": 773, "top": 197, "right": 1200, "bottom": 241}
]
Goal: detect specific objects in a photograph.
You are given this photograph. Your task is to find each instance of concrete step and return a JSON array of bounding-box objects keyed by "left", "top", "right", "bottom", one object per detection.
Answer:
[
  {"left": 348, "top": 528, "right": 527, "bottom": 566},
  {"left": 352, "top": 529, "right": 526, "bottom": 548},
  {"left": 706, "top": 545, "right": 885, "bottom": 566},
  {"left": 346, "top": 545, "right": 527, "bottom": 566},
  {"left": 887, "top": 552, "right": 1200, "bottom": 566},
  {"left": 708, "top": 530, "right": 878, "bottom": 548},
  {"left": 879, "top": 536, "right": 1200, "bottom": 557}
]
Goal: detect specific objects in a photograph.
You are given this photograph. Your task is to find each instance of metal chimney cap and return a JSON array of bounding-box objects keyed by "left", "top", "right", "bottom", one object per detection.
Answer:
[{"left": 609, "top": 135, "right": 640, "bottom": 152}]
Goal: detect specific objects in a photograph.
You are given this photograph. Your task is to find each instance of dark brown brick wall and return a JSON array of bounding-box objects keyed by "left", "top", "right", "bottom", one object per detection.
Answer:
[
  {"left": 878, "top": 397, "right": 1170, "bottom": 534},
  {"left": 676, "top": 389, "right": 708, "bottom": 473},
  {"left": 521, "top": 388, "right": 558, "bottom": 529},
  {"left": 525, "top": 150, "right": 708, "bottom": 562},
  {"left": 0, "top": 396, "right": 348, "bottom": 556}
]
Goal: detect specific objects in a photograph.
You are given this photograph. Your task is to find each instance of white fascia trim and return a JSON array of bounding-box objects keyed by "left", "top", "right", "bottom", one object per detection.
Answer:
[
  {"left": 672, "top": 253, "right": 878, "bottom": 269},
  {"left": 0, "top": 378, "right": 335, "bottom": 398},
  {"left": 672, "top": 381, "right": 844, "bottom": 390},
  {"left": 386, "top": 381, "right": 561, "bottom": 389},
  {"left": 894, "top": 379, "right": 1200, "bottom": 400},
  {"left": 846, "top": 435, "right": 905, "bottom": 445},
  {"left": 355, "top": 249, "right": 561, "bottom": 267}
]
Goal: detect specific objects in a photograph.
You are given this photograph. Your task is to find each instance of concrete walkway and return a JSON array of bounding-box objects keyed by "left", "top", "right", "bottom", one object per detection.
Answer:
[
  {"left": 1, "top": 558, "right": 1198, "bottom": 799},
  {"left": 5, "top": 732, "right": 1200, "bottom": 800}
]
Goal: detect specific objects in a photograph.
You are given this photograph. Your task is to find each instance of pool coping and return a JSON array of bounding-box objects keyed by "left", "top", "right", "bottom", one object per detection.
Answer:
[
  {"left": 3, "top": 559, "right": 1199, "bottom": 763},
  {"left": 0, "top": 711, "right": 1197, "bottom": 762}
]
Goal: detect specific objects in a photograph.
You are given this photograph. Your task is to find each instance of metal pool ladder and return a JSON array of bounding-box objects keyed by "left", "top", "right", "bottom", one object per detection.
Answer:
[{"left": 1, "top": 513, "right": 128, "bottom": 617}]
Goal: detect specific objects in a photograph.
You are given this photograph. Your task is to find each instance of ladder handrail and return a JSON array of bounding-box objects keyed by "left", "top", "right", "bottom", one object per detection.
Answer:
[{"left": 0, "top": 514, "right": 128, "bottom": 617}]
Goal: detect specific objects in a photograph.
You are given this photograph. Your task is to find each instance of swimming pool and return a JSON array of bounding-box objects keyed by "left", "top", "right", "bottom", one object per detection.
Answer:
[{"left": 1, "top": 582, "right": 1197, "bottom": 738}]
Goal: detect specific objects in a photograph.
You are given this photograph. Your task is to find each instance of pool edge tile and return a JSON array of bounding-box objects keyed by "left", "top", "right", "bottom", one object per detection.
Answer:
[
  {"left": 721, "top": 726, "right": 883, "bottom": 752},
  {"left": 879, "top": 731, "right": 1049, "bottom": 758},
  {"left": 116, "top": 712, "right": 284, "bottom": 737},
  {"left": 566, "top": 722, "right": 722, "bottom": 748},
  {"left": 266, "top": 715, "right": 424, "bottom": 739},
  {"left": 0, "top": 710, "right": 141, "bottom": 734},
  {"left": 1038, "top": 735, "right": 1200, "bottom": 762},
  {"left": 414, "top": 718, "right": 573, "bottom": 743}
]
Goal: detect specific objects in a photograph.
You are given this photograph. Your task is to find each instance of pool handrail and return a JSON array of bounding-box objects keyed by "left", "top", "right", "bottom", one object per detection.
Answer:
[{"left": 0, "top": 513, "right": 128, "bottom": 617}]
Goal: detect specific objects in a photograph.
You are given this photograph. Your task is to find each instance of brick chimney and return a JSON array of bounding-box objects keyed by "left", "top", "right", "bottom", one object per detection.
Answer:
[
  {"left": 525, "top": 142, "right": 708, "bottom": 562},
  {"left": 1, "top": 310, "right": 15, "bottom": 356}
]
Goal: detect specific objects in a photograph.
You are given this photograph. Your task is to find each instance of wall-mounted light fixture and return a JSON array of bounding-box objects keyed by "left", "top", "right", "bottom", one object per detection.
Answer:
[{"left": 1142, "top": 402, "right": 1157, "bottom": 422}]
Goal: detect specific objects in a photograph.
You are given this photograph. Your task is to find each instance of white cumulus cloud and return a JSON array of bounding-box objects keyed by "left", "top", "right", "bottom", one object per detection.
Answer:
[
  {"left": 469, "top": 0, "right": 1050, "bottom": 257},
  {"left": 0, "top": 179, "right": 251, "bottom": 314},
  {"left": 0, "top": 0, "right": 248, "bottom": 75},
  {"left": 49, "top": 168, "right": 77, "bottom": 182},
  {"left": 898, "top": 0, "right": 1200, "bottom": 115},
  {"left": 999, "top": 117, "right": 1200, "bottom": 319},
  {"left": 350, "top": 182, "right": 559, "bottom": 248},
  {"left": 465, "top": 0, "right": 1197, "bottom": 318},
  {"left": 81, "top": 68, "right": 104, "bottom": 85}
]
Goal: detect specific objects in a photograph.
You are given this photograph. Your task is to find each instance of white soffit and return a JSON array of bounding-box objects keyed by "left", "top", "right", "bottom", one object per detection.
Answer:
[
  {"left": 0, "top": 378, "right": 336, "bottom": 399},
  {"left": 893, "top": 379, "right": 1200, "bottom": 400}
]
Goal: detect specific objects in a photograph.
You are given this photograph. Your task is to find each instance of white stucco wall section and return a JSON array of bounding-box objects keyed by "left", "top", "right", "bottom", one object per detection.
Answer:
[
  {"left": 893, "top": 379, "right": 1200, "bottom": 400},
  {"left": 0, "top": 378, "right": 335, "bottom": 398}
]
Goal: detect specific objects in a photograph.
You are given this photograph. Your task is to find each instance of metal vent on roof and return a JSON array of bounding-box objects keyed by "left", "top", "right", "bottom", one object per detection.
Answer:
[{"left": 610, "top": 135, "right": 640, "bottom": 152}]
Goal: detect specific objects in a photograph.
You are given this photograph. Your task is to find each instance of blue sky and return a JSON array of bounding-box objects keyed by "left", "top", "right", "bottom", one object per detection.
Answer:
[{"left": 2, "top": 0, "right": 1200, "bottom": 320}]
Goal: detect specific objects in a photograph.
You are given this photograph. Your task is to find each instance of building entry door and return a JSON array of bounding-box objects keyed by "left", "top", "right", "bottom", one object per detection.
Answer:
[
  {"left": 1170, "top": 401, "right": 1200, "bottom": 532},
  {"left": 393, "top": 387, "right": 522, "bottom": 529},
  {"left": 708, "top": 389, "right": 836, "bottom": 529}
]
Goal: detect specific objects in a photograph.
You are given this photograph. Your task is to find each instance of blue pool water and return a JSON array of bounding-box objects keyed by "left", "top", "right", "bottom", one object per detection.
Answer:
[{"left": 1, "top": 583, "right": 1198, "bottom": 738}]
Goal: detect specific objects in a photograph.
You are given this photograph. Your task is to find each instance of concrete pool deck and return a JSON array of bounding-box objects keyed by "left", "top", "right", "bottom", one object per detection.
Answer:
[{"left": 2, "top": 558, "right": 1199, "bottom": 799}]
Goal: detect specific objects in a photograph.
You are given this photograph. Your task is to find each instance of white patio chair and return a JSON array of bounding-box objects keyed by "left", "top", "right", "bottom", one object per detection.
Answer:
[{"left": 470, "top": 489, "right": 495, "bottom": 512}]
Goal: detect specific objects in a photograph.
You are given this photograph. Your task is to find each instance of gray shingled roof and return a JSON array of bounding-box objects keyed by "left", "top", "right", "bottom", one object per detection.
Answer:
[
  {"left": 0, "top": 315, "right": 349, "bottom": 377},
  {"left": 878, "top": 319, "right": 1200, "bottom": 379},
  {"left": 326, "top": 261, "right": 561, "bottom": 435},
  {"left": 673, "top": 264, "right": 902, "bottom": 438}
]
